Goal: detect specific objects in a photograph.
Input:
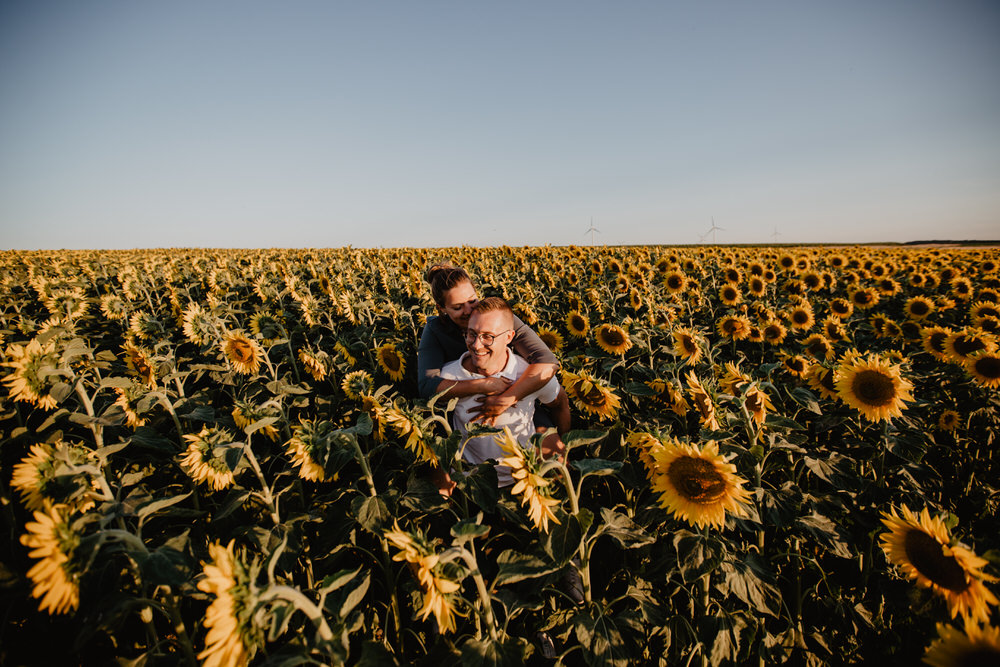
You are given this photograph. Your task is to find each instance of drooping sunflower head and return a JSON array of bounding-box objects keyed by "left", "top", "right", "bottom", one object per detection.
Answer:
[
  {"left": 231, "top": 400, "right": 280, "bottom": 442},
  {"left": 297, "top": 348, "right": 329, "bottom": 382},
  {"left": 197, "top": 540, "right": 261, "bottom": 667},
  {"left": 594, "top": 323, "right": 632, "bottom": 355},
  {"left": 685, "top": 372, "right": 720, "bottom": 431},
  {"left": 923, "top": 621, "right": 1000, "bottom": 667},
  {"left": 180, "top": 427, "right": 239, "bottom": 491},
  {"left": 375, "top": 342, "right": 406, "bottom": 381},
  {"left": 562, "top": 370, "right": 621, "bottom": 421},
  {"left": 3, "top": 338, "right": 65, "bottom": 410},
  {"left": 221, "top": 331, "right": 263, "bottom": 376},
  {"left": 342, "top": 370, "right": 375, "bottom": 400},
  {"left": 805, "top": 363, "right": 839, "bottom": 401},
  {"left": 880, "top": 505, "right": 999, "bottom": 624},
  {"left": 496, "top": 428, "right": 561, "bottom": 534},
  {"left": 182, "top": 302, "right": 218, "bottom": 346},
  {"left": 114, "top": 382, "right": 151, "bottom": 428},
  {"left": 835, "top": 354, "right": 914, "bottom": 422},
  {"left": 249, "top": 311, "right": 285, "bottom": 345},
  {"left": 19, "top": 504, "right": 82, "bottom": 615},
  {"left": 286, "top": 418, "right": 337, "bottom": 482},
  {"left": 718, "top": 361, "right": 752, "bottom": 396},
  {"left": 11, "top": 441, "right": 98, "bottom": 513},
  {"left": 537, "top": 327, "right": 564, "bottom": 354},
  {"left": 649, "top": 438, "right": 751, "bottom": 529},
  {"left": 99, "top": 294, "right": 129, "bottom": 322}
]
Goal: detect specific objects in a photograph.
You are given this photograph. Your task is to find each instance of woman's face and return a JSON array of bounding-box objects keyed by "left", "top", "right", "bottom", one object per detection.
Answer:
[{"left": 439, "top": 280, "right": 479, "bottom": 329}]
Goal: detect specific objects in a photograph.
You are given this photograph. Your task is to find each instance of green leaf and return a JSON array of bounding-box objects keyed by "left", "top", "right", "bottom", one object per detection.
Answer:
[
  {"left": 339, "top": 569, "right": 370, "bottom": 618},
  {"left": 592, "top": 508, "right": 655, "bottom": 549},
  {"left": 623, "top": 382, "right": 659, "bottom": 397},
  {"left": 267, "top": 379, "right": 310, "bottom": 395},
  {"left": 572, "top": 606, "right": 636, "bottom": 666},
  {"left": 494, "top": 550, "right": 562, "bottom": 587},
  {"left": 563, "top": 430, "right": 609, "bottom": 450},
  {"left": 214, "top": 489, "right": 251, "bottom": 521},
  {"left": 459, "top": 636, "right": 529, "bottom": 667},
  {"left": 242, "top": 416, "right": 279, "bottom": 437},
  {"left": 571, "top": 459, "right": 623, "bottom": 477},
  {"left": 544, "top": 508, "right": 593, "bottom": 565},
  {"left": 353, "top": 495, "right": 390, "bottom": 533},
  {"left": 764, "top": 414, "right": 805, "bottom": 430},
  {"left": 222, "top": 444, "right": 245, "bottom": 471},
  {"left": 451, "top": 517, "right": 490, "bottom": 544},
  {"left": 136, "top": 492, "right": 193, "bottom": 528}
]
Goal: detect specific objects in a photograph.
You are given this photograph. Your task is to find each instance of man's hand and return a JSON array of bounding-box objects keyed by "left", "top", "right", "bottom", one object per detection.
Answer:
[
  {"left": 431, "top": 466, "right": 456, "bottom": 498},
  {"left": 469, "top": 393, "right": 517, "bottom": 425},
  {"left": 479, "top": 375, "right": 514, "bottom": 395}
]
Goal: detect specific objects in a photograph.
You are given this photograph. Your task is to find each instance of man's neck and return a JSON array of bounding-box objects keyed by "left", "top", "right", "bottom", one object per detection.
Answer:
[{"left": 462, "top": 348, "right": 510, "bottom": 377}]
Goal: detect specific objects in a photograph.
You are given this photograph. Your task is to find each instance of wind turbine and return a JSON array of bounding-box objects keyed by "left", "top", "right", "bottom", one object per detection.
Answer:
[
  {"left": 771, "top": 226, "right": 781, "bottom": 244},
  {"left": 584, "top": 219, "right": 601, "bottom": 246},
  {"left": 704, "top": 217, "right": 724, "bottom": 244}
]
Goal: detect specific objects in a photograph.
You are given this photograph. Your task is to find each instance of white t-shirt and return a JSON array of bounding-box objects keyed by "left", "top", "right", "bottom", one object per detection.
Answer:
[{"left": 439, "top": 350, "right": 561, "bottom": 486}]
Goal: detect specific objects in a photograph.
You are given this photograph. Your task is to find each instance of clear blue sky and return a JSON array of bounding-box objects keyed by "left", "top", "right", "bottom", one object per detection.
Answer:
[{"left": 1, "top": 1, "right": 998, "bottom": 249}]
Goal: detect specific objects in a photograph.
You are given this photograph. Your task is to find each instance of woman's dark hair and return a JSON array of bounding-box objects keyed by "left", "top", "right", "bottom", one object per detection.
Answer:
[{"left": 425, "top": 263, "right": 472, "bottom": 307}]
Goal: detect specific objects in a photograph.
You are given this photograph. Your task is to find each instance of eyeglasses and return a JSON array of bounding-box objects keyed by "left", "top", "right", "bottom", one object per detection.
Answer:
[{"left": 464, "top": 328, "right": 512, "bottom": 346}]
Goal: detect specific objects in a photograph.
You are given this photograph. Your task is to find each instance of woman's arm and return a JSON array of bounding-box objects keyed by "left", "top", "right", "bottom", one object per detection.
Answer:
[{"left": 418, "top": 317, "right": 513, "bottom": 398}]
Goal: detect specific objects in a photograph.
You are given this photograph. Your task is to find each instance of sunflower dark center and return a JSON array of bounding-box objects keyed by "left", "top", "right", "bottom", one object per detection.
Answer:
[
  {"left": 723, "top": 288, "right": 738, "bottom": 300},
  {"left": 667, "top": 276, "right": 683, "bottom": 289},
  {"left": 580, "top": 385, "right": 608, "bottom": 407},
  {"left": 929, "top": 332, "right": 949, "bottom": 353},
  {"left": 571, "top": 315, "right": 585, "bottom": 330},
  {"left": 381, "top": 351, "right": 401, "bottom": 371},
  {"left": 229, "top": 340, "right": 254, "bottom": 363},
  {"left": 953, "top": 336, "right": 986, "bottom": 356},
  {"left": 667, "top": 456, "right": 727, "bottom": 504},
  {"left": 792, "top": 310, "right": 810, "bottom": 324},
  {"left": 601, "top": 328, "right": 625, "bottom": 346},
  {"left": 902, "top": 529, "right": 970, "bottom": 592},
  {"left": 851, "top": 370, "right": 895, "bottom": 406},
  {"left": 973, "top": 356, "right": 1000, "bottom": 379},
  {"left": 909, "top": 300, "right": 931, "bottom": 316}
]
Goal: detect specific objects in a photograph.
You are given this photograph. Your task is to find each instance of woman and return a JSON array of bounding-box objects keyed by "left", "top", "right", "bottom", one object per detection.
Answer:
[{"left": 417, "top": 263, "right": 559, "bottom": 425}]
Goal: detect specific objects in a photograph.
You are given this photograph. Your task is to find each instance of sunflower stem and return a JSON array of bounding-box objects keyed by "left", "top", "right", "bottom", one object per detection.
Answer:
[
  {"left": 285, "top": 341, "right": 302, "bottom": 384},
  {"left": 455, "top": 547, "right": 500, "bottom": 642},
  {"left": 243, "top": 434, "right": 281, "bottom": 525},
  {"left": 160, "top": 588, "right": 198, "bottom": 667},
  {"left": 259, "top": 585, "right": 335, "bottom": 644},
  {"left": 73, "top": 381, "right": 104, "bottom": 449}
]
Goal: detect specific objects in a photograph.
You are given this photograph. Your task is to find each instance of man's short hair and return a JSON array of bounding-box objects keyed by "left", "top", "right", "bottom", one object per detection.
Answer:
[{"left": 472, "top": 296, "right": 513, "bottom": 317}]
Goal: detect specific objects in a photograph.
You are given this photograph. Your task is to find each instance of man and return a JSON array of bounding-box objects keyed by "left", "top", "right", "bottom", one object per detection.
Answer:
[{"left": 434, "top": 297, "right": 570, "bottom": 493}]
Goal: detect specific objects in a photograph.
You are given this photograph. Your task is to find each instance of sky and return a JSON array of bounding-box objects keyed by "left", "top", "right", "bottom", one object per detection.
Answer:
[{"left": 1, "top": 1, "right": 998, "bottom": 250}]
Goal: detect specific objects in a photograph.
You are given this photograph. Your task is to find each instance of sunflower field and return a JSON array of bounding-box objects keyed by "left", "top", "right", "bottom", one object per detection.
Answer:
[{"left": 2, "top": 244, "right": 999, "bottom": 666}]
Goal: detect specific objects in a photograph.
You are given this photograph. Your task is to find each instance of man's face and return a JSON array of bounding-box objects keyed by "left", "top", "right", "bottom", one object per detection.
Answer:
[{"left": 464, "top": 309, "right": 514, "bottom": 373}]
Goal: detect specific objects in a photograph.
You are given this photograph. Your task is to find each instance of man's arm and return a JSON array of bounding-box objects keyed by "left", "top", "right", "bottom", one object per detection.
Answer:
[
  {"left": 470, "top": 362, "right": 558, "bottom": 423},
  {"left": 418, "top": 319, "right": 512, "bottom": 398},
  {"left": 539, "top": 388, "right": 571, "bottom": 460}
]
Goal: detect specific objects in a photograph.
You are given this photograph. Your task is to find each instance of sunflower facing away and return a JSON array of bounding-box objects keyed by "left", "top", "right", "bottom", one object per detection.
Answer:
[
  {"left": 182, "top": 302, "right": 217, "bottom": 346},
  {"left": 285, "top": 419, "right": 335, "bottom": 482},
  {"left": 937, "top": 409, "right": 961, "bottom": 431},
  {"left": 122, "top": 342, "right": 157, "bottom": 387},
  {"left": 496, "top": 428, "right": 562, "bottom": 534},
  {"left": 197, "top": 540, "right": 259, "bottom": 667},
  {"left": 835, "top": 354, "right": 914, "bottom": 422},
  {"left": 594, "top": 323, "right": 632, "bottom": 355},
  {"left": 232, "top": 400, "right": 280, "bottom": 442},
  {"left": 645, "top": 378, "right": 690, "bottom": 416},
  {"left": 297, "top": 348, "right": 328, "bottom": 382},
  {"left": 562, "top": 370, "right": 621, "bottom": 421},
  {"left": 3, "top": 338, "right": 64, "bottom": 410},
  {"left": 375, "top": 343, "right": 406, "bottom": 381},
  {"left": 341, "top": 370, "right": 375, "bottom": 400},
  {"left": 649, "top": 438, "right": 751, "bottom": 529},
  {"left": 923, "top": 621, "right": 1000, "bottom": 667},
  {"left": 537, "top": 327, "right": 564, "bottom": 354},
  {"left": 880, "top": 506, "right": 998, "bottom": 624},
  {"left": 384, "top": 522, "right": 466, "bottom": 633},
  {"left": 181, "top": 427, "right": 239, "bottom": 491},
  {"left": 221, "top": 331, "right": 263, "bottom": 376},
  {"left": 685, "top": 372, "right": 720, "bottom": 431},
  {"left": 20, "top": 504, "right": 81, "bottom": 615},
  {"left": 625, "top": 431, "right": 665, "bottom": 480},
  {"left": 385, "top": 404, "right": 437, "bottom": 464}
]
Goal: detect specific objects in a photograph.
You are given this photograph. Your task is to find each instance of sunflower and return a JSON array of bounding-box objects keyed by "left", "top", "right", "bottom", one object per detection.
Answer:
[
  {"left": 180, "top": 427, "right": 238, "bottom": 491},
  {"left": 20, "top": 504, "right": 81, "bottom": 615},
  {"left": 375, "top": 343, "right": 406, "bottom": 381},
  {"left": 716, "top": 314, "right": 753, "bottom": 341},
  {"left": 664, "top": 270, "right": 688, "bottom": 294},
  {"left": 747, "top": 276, "right": 767, "bottom": 297},
  {"left": 297, "top": 348, "right": 328, "bottom": 381},
  {"left": 341, "top": 370, "right": 375, "bottom": 400},
  {"left": 497, "top": 429, "right": 562, "bottom": 534},
  {"left": 128, "top": 311, "right": 165, "bottom": 341},
  {"left": 950, "top": 276, "right": 973, "bottom": 301},
  {"left": 197, "top": 540, "right": 258, "bottom": 667},
  {"left": 182, "top": 302, "right": 217, "bottom": 346},
  {"left": 249, "top": 311, "right": 285, "bottom": 346},
  {"left": 594, "top": 323, "right": 632, "bottom": 355},
  {"left": 743, "top": 384, "right": 774, "bottom": 430},
  {"left": 334, "top": 341, "right": 358, "bottom": 367},
  {"left": 849, "top": 287, "right": 880, "bottom": 310},
  {"left": 537, "top": 328, "right": 564, "bottom": 354},
  {"left": 718, "top": 361, "right": 752, "bottom": 396},
  {"left": 937, "top": 410, "right": 961, "bottom": 431},
  {"left": 965, "top": 350, "right": 1000, "bottom": 389},
  {"left": 99, "top": 294, "right": 129, "bottom": 322},
  {"left": 114, "top": 383, "right": 149, "bottom": 428},
  {"left": 384, "top": 522, "right": 466, "bottom": 633},
  {"left": 625, "top": 431, "right": 665, "bottom": 480},
  {"left": 787, "top": 302, "right": 815, "bottom": 331},
  {"left": 565, "top": 310, "right": 590, "bottom": 338},
  {"left": 904, "top": 296, "right": 935, "bottom": 321},
  {"left": 806, "top": 363, "right": 840, "bottom": 401},
  {"left": 649, "top": 438, "right": 751, "bottom": 529},
  {"left": 672, "top": 327, "right": 703, "bottom": 364},
  {"left": 880, "top": 506, "right": 998, "bottom": 623},
  {"left": 2, "top": 338, "right": 64, "bottom": 409},
  {"left": 685, "top": 372, "right": 720, "bottom": 431},
  {"left": 780, "top": 353, "right": 810, "bottom": 379},
  {"left": 829, "top": 297, "right": 854, "bottom": 319},
  {"left": 562, "top": 370, "right": 621, "bottom": 421},
  {"left": 232, "top": 400, "right": 280, "bottom": 442},
  {"left": 285, "top": 419, "right": 333, "bottom": 482},
  {"left": 719, "top": 284, "right": 742, "bottom": 306},
  {"left": 945, "top": 329, "right": 996, "bottom": 364},
  {"left": 836, "top": 354, "right": 913, "bottom": 422},
  {"left": 762, "top": 320, "right": 788, "bottom": 346},
  {"left": 923, "top": 622, "right": 1000, "bottom": 667},
  {"left": 221, "top": 331, "right": 263, "bottom": 376},
  {"left": 11, "top": 440, "right": 98, "bottom": 514},
  {"left": 385, "top": 404, "right": 437, "bottom": 463},
  {"left": 645, "top": 378, "right": 690, "bottom": 416},
  {"left": 628, "top": 287, "right": 643, "bottom": 310},
  {"left": 800, "top": 333, "right": 835, "bottom": 362},
  {"left": 922, "top": 326, "right": 955, "bottom": 362}
]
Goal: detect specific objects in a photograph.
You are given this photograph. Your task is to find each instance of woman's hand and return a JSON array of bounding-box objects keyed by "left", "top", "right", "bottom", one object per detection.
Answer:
[
  {"left": 469, "top": 393, "right": 517, "bottom": 425},
  {"left": 479, "top": 375, "right": 514, "bottom": 395}
]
